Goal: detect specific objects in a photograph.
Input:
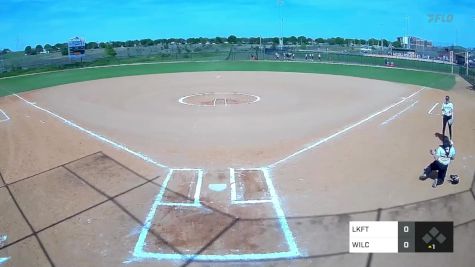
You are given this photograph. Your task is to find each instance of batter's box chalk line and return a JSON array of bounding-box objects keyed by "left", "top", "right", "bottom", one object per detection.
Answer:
[
  {"left": 0, "top": 234, "right": 10, "bottom": 264},
  {"left": 156, "top": 168, "right": 203, "bottom": 207},
  {"left": 130, "top": 167, "right": 300, "bottom": 262},
  {"left": 230, "top": 168, "right": 272, "bottom": 204}
]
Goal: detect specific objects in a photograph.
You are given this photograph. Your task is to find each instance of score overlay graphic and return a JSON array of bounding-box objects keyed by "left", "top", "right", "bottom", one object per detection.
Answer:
[{"left": 349, "top": 221, "right": 453, "bottom": 253}]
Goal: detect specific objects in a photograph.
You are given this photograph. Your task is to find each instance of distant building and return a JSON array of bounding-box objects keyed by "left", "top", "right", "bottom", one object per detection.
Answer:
[{"left": 397, "top": 36, "right": 432, "bottom": 50}]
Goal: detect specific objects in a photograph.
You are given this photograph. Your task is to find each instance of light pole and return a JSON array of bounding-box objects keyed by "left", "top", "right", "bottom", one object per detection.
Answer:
[
  {"left": 466, "top": 50, "right": 469, "bottom": 76},
  {"left": 278, "top": 0, "right": 284, "bottom": 50},
  {"left": 471, "top": 17, "right": 475, "bottom": 79},
  {"left": 404, "top": 16, "right": 410, "bottom": 49}
]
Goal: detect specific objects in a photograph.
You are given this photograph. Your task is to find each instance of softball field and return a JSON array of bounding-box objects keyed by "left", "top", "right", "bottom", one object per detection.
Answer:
[{"left": 0, "top": 64, "right": 474, "bottom": 267}]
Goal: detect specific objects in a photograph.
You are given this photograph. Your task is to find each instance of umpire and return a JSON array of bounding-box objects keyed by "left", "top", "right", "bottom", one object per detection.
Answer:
[{"left": 419, "top": 136, "right": 456, "bottom": 188}]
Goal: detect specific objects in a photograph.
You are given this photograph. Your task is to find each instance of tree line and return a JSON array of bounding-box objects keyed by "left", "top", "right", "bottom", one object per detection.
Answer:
[
  {"left": 17, "top": 36, "right": 403, "bottom": 56},
  {"left": 23, "top": 43, "right": 69, "bottom": 55},
  {"left": 0, "top": 48, "right": 11, "bottom": 55}
]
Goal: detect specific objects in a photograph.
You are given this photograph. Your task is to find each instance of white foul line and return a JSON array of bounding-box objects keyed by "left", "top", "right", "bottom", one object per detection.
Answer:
[
  {"left": 13, "top": 93, "right": 169, "bottom": 169},
  {"left": 381, "top": 100, "right": 419, "bottom": 125},
  {"left": 428, "top": 103, "right": 439, "bottom": 114},
  {"left": 269, "top": 87, "right": 425, "bottom": 167},
  {"left": 261, "top": 168, "right": 299, "bottom": 255},
  {"left": 0, "top": 60, "right": 225, "bottom": 81},
  {"left": 133, "top": 169, "right": 174, "bottom": 258},
  {"left": 0, "top": 109, "right": 10, "bottom": 122}
]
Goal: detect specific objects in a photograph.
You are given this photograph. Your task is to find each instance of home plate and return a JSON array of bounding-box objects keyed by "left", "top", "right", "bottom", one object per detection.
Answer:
[{"left": 209, "top": 184, "right": 227, "bottom": 192}]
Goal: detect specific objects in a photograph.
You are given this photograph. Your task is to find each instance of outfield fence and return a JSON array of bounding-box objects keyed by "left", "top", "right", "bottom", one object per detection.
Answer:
[
  {"left": 1, "top": 45, "right": 473, "bottom": 87},
  {"left": 228, "top": 48, "right": 474, "bottom": 86},
  {"left": 460, "top": 67, "right": 475, "bottom": 86},
  {"left": 0, "top": 46, "right": 230, "bottom": 76}
]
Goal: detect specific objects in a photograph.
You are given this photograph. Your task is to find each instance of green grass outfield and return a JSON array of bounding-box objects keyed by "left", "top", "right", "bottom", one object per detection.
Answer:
[{"left": 0, "top": 61, "right": 455, "bottom": 97}]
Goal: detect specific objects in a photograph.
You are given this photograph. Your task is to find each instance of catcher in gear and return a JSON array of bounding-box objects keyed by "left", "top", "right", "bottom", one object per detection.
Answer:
[{"left": 419, "top": 136, "right": 456, "bottom": 188}]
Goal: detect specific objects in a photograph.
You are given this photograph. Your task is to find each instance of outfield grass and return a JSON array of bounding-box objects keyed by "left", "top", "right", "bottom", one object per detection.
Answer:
[{"left": 0, "top": 61, "right": 455, "bottom": 97}]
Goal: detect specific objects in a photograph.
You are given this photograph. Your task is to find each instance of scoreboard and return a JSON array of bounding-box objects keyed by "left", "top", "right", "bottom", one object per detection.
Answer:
[
  {"left": 349, "top": 221, "right": 453, "bottom": 253},
  {"left": 68, "top": 37, "right": 86, "bottom": 58}
]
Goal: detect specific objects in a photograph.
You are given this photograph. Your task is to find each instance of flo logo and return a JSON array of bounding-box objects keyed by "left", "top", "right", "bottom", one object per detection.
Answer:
[{"left": 428, "top": 14, "right": 454, "bottom": 23}]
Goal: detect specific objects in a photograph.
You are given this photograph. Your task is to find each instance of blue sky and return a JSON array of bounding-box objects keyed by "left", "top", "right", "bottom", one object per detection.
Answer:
[{"left": 1, "top": 0, "right": 474, "bottom": 50}]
